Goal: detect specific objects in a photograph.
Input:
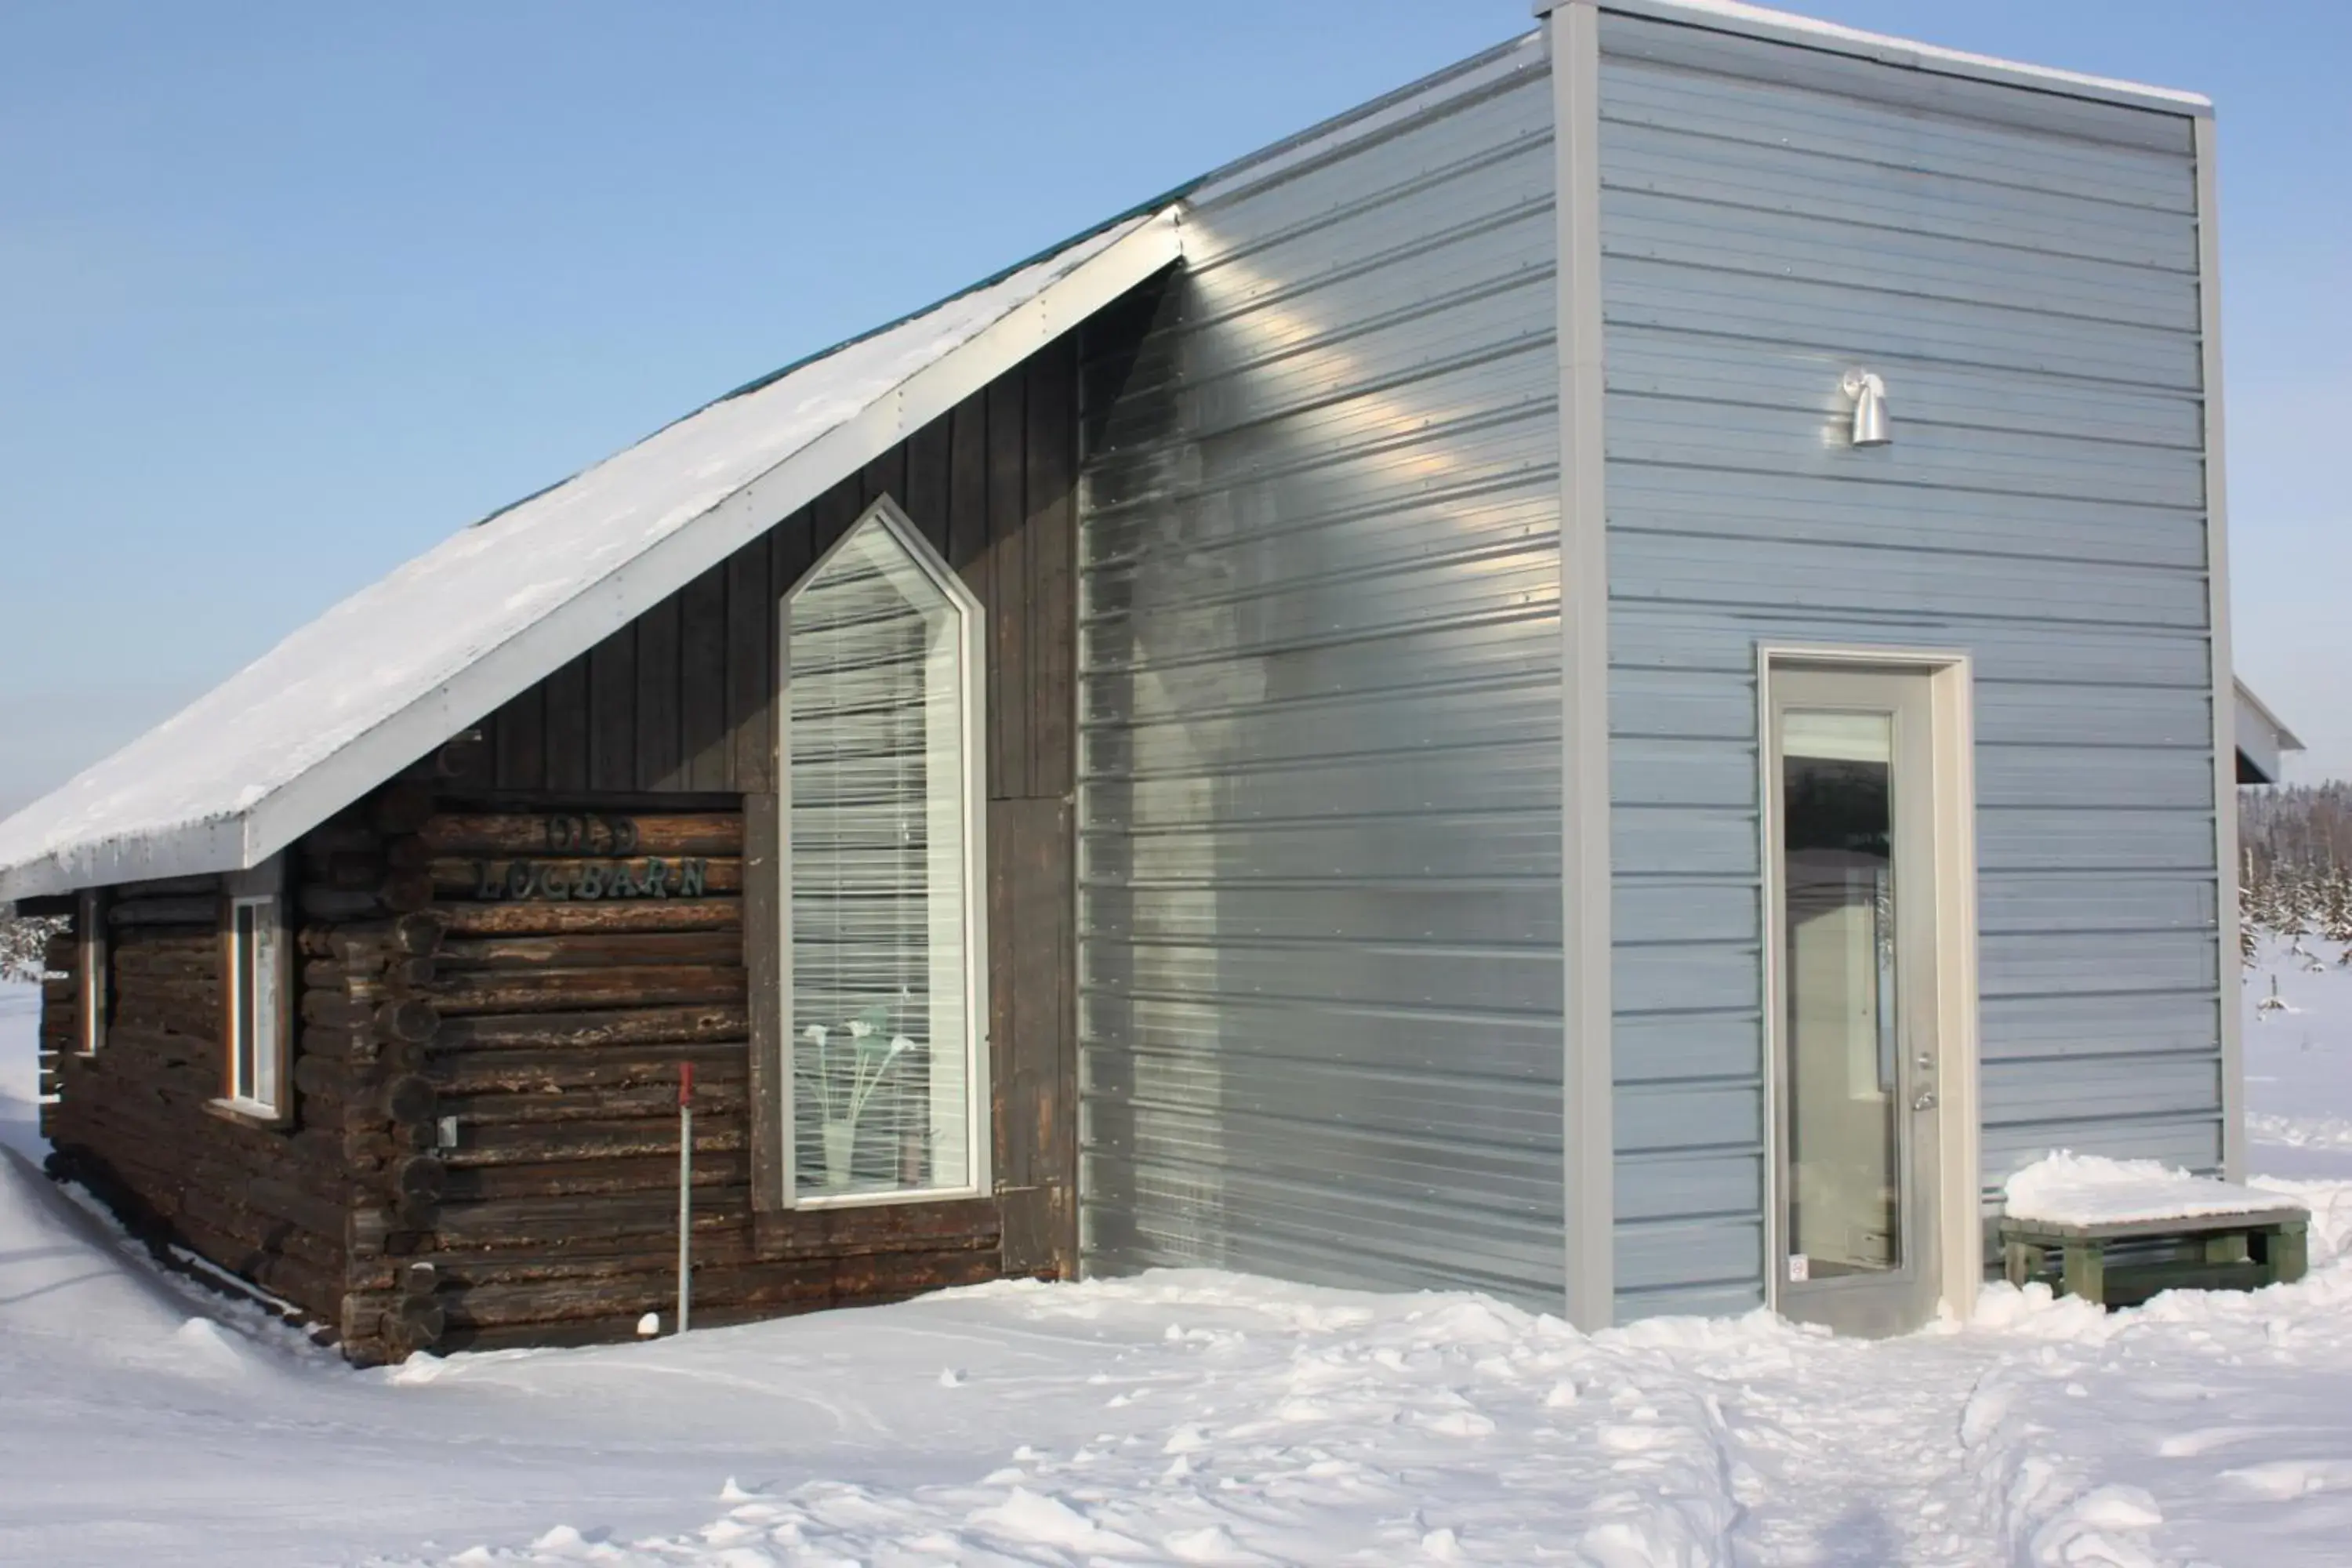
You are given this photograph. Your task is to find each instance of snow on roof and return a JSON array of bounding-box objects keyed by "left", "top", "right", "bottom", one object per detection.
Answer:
[
  {"left": 2004, "top": 1152, "right": 2306, "bottom": 1229},
  {"left": 0, "top": 207, "right": 1184, "bottom": 902},
  {"left": 1538, "top": 0, "right": 2210, "bottom": 114}
]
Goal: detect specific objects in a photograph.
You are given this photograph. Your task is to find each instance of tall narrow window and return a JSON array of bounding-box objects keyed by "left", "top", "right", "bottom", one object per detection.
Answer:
[
  {"left": 783, "top": 500, "right": 983, "bottom": 1205},
  {"left": 225, "top": 894, "right": 285, "bottom": 1116}
]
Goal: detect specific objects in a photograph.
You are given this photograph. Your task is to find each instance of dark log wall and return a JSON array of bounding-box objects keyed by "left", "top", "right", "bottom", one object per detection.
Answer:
[
  {"left": 44, "top": 875, "right": 350, "bottom": 1323},
  {"left": 35, "top": 298, "right": 1149, "bottom": 1360}
]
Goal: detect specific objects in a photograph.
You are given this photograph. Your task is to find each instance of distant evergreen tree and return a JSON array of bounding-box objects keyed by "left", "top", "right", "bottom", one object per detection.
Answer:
[{"left": 0, "top": 914, "right": 65, "bottom": 985}]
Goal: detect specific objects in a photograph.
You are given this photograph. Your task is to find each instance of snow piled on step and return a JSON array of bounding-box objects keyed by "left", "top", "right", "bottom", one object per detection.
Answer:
[{"left": 2005, "top": 1150, "right": 2302, "bottom": 1227}]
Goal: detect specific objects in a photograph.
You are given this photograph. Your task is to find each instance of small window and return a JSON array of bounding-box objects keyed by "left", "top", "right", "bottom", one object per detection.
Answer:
[
  {"left": 76, "top": 888, "right": 107, "bottom": 1055},
  {"left": 223, "top": 894, "right": 286, "bottom": 1117},
  {"left": 782, "top": 500, "right": 985, "bottom": 1206}
]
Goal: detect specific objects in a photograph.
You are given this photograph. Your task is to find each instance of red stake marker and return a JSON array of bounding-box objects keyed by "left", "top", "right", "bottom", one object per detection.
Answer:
[{"left": 677, "top": 1061, "right": 695, "bottom": 1333}]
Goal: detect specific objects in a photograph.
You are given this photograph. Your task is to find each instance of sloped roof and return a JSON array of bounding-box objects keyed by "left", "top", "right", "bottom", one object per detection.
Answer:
[{"left": 0, "top": 207, "right": 1183, "bottom": 902}]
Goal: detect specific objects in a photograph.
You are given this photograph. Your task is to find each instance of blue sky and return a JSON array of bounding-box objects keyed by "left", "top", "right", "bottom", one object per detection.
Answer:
[{"left": 1, "top": 1, "right": 2344, "bottom": 816}]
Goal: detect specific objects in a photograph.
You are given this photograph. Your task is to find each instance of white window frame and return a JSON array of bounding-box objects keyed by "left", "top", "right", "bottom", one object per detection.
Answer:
[
  {"left": 76, "top": 887, "right": 107, "bottom": 1056},
  {"left": 778, "top": 495, "right": 990, "bottom": 1210},
  {"left": 214, "top": 861, "right": 291, "bottom": 1126}
]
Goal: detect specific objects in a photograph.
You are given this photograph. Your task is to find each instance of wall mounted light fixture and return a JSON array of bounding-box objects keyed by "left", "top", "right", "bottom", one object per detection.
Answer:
[{"left": 1841, "top": 368, "right": 1890, "bottom": 447}]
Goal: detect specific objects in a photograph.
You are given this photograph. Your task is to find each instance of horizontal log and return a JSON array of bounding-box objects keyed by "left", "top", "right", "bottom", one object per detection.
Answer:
[
  {"left": 430, "top": 1186, "right": 752, "bottom": 1247},
  {"left": 445, "top": 1114, "right": 746, "bottom": 1168},
  {"left": 165, "top": 1210, "right": 345, "bottom": 1317},
  {"left": 432, "top": 1004, "right": 747, "bottom": 1052},
  {"left": 753, "top": 1196, "right": 1001, "bottom": 1261},
  {"left": 64, "top": 1131, "right": 346, "bottom": 1276},
  {"left": 113, "top": 951, "right": 221, "bottom": 978},
  {"left": 442, "top": 1080, "right": 748, "bottom": 1127},
  {"left": 429, "top": 1042, "right": 747, "bottom": 1096},
  {"left": 296, "top": 913, "right": 446, "bottom": 960},
  {"left": 421, "top": 965, "right": 745, "bottom": 1016},
  {"left": 441, "top": 1150, "right": 750, "bottom": 1203},
  {"left": 434, "top": 1247, "right": 1000, "bottom": 1332},
  {"left": 110, "top": 985, "right": 223, "bottom": 1019},
  {"left": 120, "top": 874, "right": 227, "bottom": 900},
  {"left": 435, "top": 899, "right": 742, "bottom": 938},
  {"left": 303, "top": 956, "right": 437, "bottom": 996},
  {"left": 104, "top": 1020, "right": 221, "bottom": 1053},
  {"left": 179, "top": 1180, "right": 348, "bottom": 1266},
  {"left": 112, "top": 929, "right": 220, "bottom": 959},
  {"left": 418, "top": 813, "right": 744, "bottom": 858},
  {"left": 93, "top": 1021, "right": 218, "bottom": 1065},
  {"left": 76, "top": 1050, "right": 226, "bottom": 1110},
  {"left": 109, "top": 896, "right": 221, "bottom": 927},
  {"left": 64, "top": 1090, "right": 347, "bottom": 1192},
  {"left": 434, "top": 931, "right": 745, "bottom": 971}
]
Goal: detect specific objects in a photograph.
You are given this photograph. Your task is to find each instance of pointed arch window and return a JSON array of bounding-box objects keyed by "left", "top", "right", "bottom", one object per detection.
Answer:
[{"left": 782, "top": 499, "right": 987, "bottom": 1207}]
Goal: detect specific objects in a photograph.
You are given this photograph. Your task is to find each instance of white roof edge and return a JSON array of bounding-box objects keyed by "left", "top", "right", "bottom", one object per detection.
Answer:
[
  {"left": 2234, "top": 677, "right": 2304, "bottom": 753},
  {"left": 1533, "top": 0, "right": 2212, "bottom": 116},
  {"left": 0, "top": 206, "right": 1185, "bottom": 905}
]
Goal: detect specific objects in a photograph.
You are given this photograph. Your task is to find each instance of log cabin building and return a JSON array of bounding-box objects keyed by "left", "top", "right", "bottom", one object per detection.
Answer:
[{"left": 3, "top": 1, "right": 2247, "bottom": 1352}]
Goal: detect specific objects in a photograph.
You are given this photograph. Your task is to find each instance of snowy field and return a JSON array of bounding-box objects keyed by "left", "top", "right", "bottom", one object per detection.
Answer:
[{"left": 2, "top": 946, "right": 2350, "bottom": 1566}]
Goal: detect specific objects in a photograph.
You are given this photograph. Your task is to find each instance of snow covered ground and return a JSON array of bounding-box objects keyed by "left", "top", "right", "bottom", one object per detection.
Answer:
[{"left": 2, "top": 943, "right": 2350, "bottom": 1566}]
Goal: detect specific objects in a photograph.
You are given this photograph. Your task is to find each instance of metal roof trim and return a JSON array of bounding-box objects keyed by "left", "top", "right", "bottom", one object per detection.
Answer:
[{"left": 1534, "top": 0, "right": 2212, "bottom": 117}]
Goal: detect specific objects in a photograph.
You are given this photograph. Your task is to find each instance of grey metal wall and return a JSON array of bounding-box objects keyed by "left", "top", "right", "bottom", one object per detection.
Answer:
[
  {"left": 1074, "top": 34, "right": 1569, "bottom": 1306},
  {"left": 1596, "top": 14, "right": 2219, "bottom": 1319}
]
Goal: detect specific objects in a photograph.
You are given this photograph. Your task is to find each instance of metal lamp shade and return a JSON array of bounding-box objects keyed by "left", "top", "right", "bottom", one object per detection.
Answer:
[{"left": 1842, "top": 369, "right": 1890, "bottom": 446}]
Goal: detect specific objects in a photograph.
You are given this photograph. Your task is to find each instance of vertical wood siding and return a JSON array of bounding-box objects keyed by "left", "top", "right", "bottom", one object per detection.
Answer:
[
  {"left": 1596, "top": 14, "right": 2218, "bottom": 1320},
  {"left": 1073, "top": 38, "right": 1570, "bottom": 1308}
]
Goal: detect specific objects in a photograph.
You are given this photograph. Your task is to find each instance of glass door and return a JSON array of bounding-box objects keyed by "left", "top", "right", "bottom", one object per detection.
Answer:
[{"left": 1769, "top": 667, "right": 1941, "bottom": 1336}]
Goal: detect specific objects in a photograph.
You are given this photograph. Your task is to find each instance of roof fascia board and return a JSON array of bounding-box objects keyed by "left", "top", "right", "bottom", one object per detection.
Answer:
[
  {"left": 0, "top": 208, "right": 1184, "bottom": 904},
  {"left": 1533, "top": 0, "right": 2211, "bottom": 118},
  {"left": 0, "top": 817, "right": 245, "bottom": 904}
]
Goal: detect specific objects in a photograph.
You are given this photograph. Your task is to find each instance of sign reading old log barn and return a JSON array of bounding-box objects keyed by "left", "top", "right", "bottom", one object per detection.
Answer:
[{"left": 466, "top": 816, "right": 711, "bottom": 902}]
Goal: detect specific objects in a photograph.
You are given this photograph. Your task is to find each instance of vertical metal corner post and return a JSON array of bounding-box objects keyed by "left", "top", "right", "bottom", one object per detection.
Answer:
[
  {"left": 2194, "top": 114, "right": 2243, "bottom": 1181},
  {"left": 1548, "top": 0, "right": 1615, "bottom": 1330}
]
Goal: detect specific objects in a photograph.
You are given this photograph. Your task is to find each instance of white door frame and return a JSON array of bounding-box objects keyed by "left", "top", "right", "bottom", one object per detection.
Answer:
[{"left": 1756, "top": 644, "right": 1983, "bottom": 1325}]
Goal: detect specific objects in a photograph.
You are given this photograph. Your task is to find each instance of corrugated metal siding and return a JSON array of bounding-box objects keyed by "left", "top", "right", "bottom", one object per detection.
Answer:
[
  {"left": 1598, "top": 14, "right": 2218, "bottom": 1319},
  {"left": 1074, "top": 35, "right": 1568, "bottom": 1306}
]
